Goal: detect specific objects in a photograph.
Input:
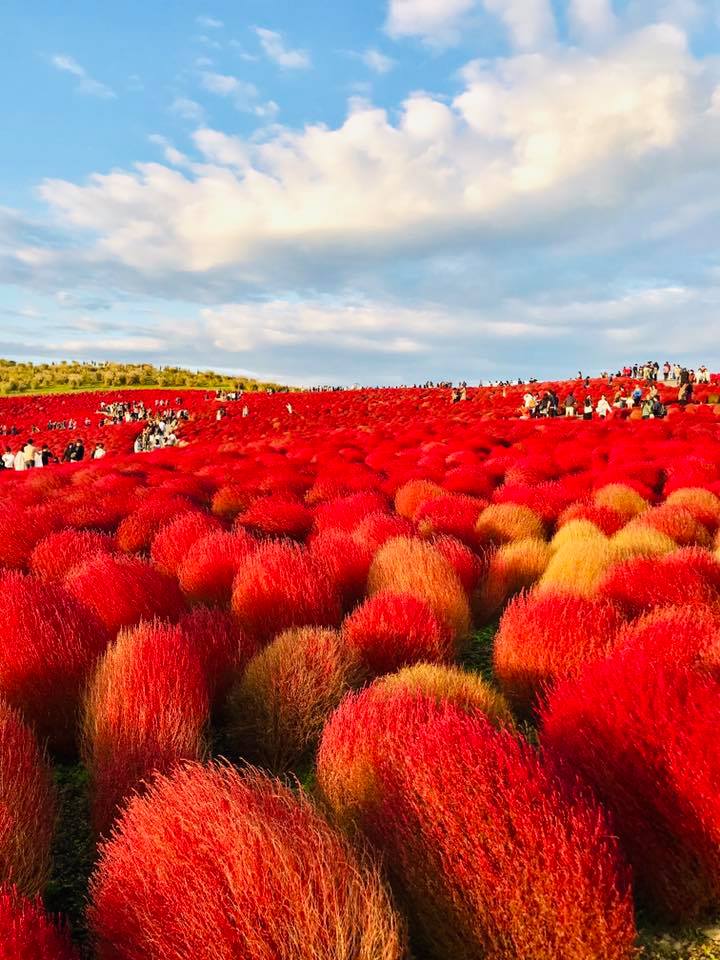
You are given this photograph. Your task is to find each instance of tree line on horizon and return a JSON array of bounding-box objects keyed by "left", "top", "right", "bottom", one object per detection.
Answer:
[{"left": 0, "top": 359, "right": 283, "bottom": 395}]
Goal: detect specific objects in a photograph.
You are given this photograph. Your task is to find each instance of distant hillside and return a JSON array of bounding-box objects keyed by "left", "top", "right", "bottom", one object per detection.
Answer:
[{"left": 0, "top": 359, "right": 285, "bottom": 395}]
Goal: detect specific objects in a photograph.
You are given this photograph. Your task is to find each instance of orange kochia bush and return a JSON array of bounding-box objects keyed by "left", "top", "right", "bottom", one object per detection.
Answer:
[
  {"left": 318, "top": 692, "right": 635, "bottom": 960},
  {"left": 88, "top": 762, "right": 406, "bottom": 960},
  {"left": 0, "top": 701, "right": 56, "bottom": 895}
]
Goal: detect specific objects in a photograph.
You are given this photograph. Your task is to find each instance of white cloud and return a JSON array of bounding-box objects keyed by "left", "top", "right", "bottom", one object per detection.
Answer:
[
  {"left": 362, "top": 49, "right": 396, "bottom": 74},
  {"left": 196, "top": 15, "right": 223, "bottom": 29},
  {"left": 199, "top": 72, "right": 260, "bottom": 111},
  {"left": 48, "top": 336, "right": 164, "bottom": 353},
  {"left": 254, "top": 27, "right": 311, "bottom": 69},
  {"left": 36, "top": 24, "right": 714, "bottom": 280},
  {"left": 569, "top": 0, "right": 618, "bottom": 41},
  {"left": 50, "top": 54, "right": 115, "bottom": 99},
  {"left": 170, "top": 97, "right": 205, "bottom": 121},
  {"left": 386, "top": 0, "right": 475, "bottom": 44},
  {"left": 482, "top": 0, "right": 556, "bottom": 50}
]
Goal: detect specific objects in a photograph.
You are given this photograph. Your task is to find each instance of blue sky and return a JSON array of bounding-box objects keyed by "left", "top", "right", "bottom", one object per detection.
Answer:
[{"left": 2, "top": 0, "right": 720, "bottom": 385}]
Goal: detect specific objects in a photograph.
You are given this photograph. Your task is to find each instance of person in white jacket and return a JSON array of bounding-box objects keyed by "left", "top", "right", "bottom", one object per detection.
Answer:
[
  {"left": 13, "top": 449, "right": 26, "bottom": 470},
  {"left": 596, "top": 395, "right": 612, "bottom": 419}
]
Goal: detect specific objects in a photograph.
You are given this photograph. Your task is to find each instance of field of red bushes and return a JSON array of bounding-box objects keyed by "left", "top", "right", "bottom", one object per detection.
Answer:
[{"left": 3, "top": 376, "right": 720, "bottom": 958}]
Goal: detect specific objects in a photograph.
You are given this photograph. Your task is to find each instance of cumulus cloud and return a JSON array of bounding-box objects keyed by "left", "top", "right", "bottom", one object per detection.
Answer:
[
  {"left": 387, "top": 0, "right": 555, "bottom": 48},
  {"left": 8, "top": 16, "right": 720, "bottom": 383},
  {"left": 254, "top": 27, "right": 311, "bottom": 69},
  {"left": 50, "top": 54, "right": 115, "bottom": 99},
  {"left": 35, "top": 24, "right": 718, "bottom": 281}
]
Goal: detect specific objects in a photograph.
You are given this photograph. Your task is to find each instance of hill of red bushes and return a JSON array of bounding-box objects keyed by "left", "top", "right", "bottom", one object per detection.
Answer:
[{"left": 2, "top": 376, "right": 720, "bottom": 958}]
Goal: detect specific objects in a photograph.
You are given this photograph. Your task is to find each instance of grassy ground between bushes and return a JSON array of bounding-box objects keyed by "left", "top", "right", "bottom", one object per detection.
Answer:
[{"left": 44, "top": 628, "right": 720, "bottom": 960}]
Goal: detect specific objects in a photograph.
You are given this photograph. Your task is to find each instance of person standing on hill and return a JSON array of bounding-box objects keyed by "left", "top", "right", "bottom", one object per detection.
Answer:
[
  {"left": 583, "top": 397, "right": 593, "bottom": 420},
  {"left": 22, "top": 439, "right": 36, "bottom": 469},
  {"left": 13, "top": 448, "right": 26, "bottom": 471},
  {"left": 596, "top": 395, "right": 611, "bottom": 419},
  {"left": 62, "top": 441, "right": 76, "bottom": 462},
  {"left": 1, "top": 447, "right": 13, "bottom": 469}
]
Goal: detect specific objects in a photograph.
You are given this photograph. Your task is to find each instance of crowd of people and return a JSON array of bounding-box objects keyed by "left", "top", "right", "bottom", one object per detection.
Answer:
[
  {"left": 132, "top": 406, "right": 189, "bottom": 453},
  {"left": 0, "top": 438, "right": 107, "bottom": 471},
  {"left": 521, "top": 384, "right": 668, "bottom": 420}
]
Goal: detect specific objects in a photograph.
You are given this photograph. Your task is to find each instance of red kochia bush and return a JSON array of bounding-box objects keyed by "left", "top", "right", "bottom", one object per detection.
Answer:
[
  {"left": 0, "top": 702, "right": 56, "bottom": 895},
  {"left": 541, "top": 652, "right": 720, "bottom": 922},
  {"left": 599, "top": 547, "right": 720, "bottom": 615},
  {"left": 414, "top": 495, "right": 485, "bottom": 547},
  {"left": 115, "top": 497, "right": 192, "bottom": 553},
  {"left": 149, "top": 511, "right": 221, "bottom": 576},
  {"left": 317, "top": 687, "right": 511, "bottom": 830},
  {"left": 0, "top": 572, "right": 110, "bottom": 754},
  {"left": 308, "top": 530, "right": 373, "bottom": 609},
  {"left": 330, "top": 703, "right": 636, "bottom": 960},
  {"left": 177, "top": 530, "right": 256, "bottom": 605},
  {"left": 88, "top": 763, "right": 406, "bottom": 960},
  {"left": 0, "top": 886, "right": 79, "bottom": 960},
  {"left": 312, "top": 491, "right": 388, "bottom": 534},
  {"left": 409, "top": 715, "right": 635, "bottom": 958},
  {"left": 30, "top": 529, "right": 116, "bottom": 582},
  {"left": 342, "top": 593, "right": 455, "bottom": 676},
  {"left": 494, "top": 590, "right": 626, "bottom": 715},
  {"left": 177, "top": 607, "right": 258, "bottom": 707},
  {"left": 430, "top": 535, "right": 485, "bottom": 593},
  {"left": 232, "top": 541, "right": 342, "bottom": 645},
  {"left": 0, "top": 504, "right": 61, "bottom": 570},
  {"left": 235, "top": 497, "right": 313, "bottom": 540},
  {"left": 66, "top": 555, "right": 186, "bottom": 635},
  {"left": 82, "top": 621, "right": 209, "bottom": 835},
  {"left": 352, "top": 512, "right": 415, "bottom": 552},
  {"left": 617, "top": 604, "right": 720, "bottom": 675}
]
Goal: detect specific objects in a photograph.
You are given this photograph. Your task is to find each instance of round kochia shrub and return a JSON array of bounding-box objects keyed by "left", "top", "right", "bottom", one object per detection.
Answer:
[
  {"left": 539, "top": 539, "right": 616, "bottom": 597},
  {"left": 616, "top": 604, "right": 720, "bottom": 675},
  {"left": 342, "top": 593, "right": 455, "bottom": 675},
  {"left": 65, "top": 555, "right": 186, "bottom": 635},
  {"left": 88, "top": 763, "right": 406, "bottom": 960},
  {"left": 664, "top": 487, "right": 720, "bottom": 531},
  {"left": 82, "top": 621, "right": 209, "bottom": 835},
  {"left": 115, "top": 497, "right": 192, "bottom": 554},
  {"left": 0, "top": 886, "right": 79, "bottom": 960},
  {"left": 0, "top": 572, "right": 110, "bottom": 754},
  {"left": 29, "top": 529, "right": 116, "bottom": 582},
  {"left": 321, "top": 701, "right": 636, "bottom": 960},
  {"left": 474, "top": 538, "right": 551, "bottom": 624},
  {"left": 178, "top": 530, "right": 256, "bottom": 606},
  {"left": 317, "top": 684, "right": 510, "bottom": 830},
  {"left": 235, "top": 497, "right": 313, "bottom": 540},
  {"left": 541, "top": 652, "right": 720, "bottom": 922},
  {"left": 374, "top": 663, "right": 512, "bottom": 726},
  {"left": 593, "top": 484, "right": 648, "bottom": 520},
  {"left": 368, "top": 537, "right": 470, "bottom": 641},
  {"left": 232, "top": 541, "right": 342, "bottom": 645},
  {"left": 177, "top": 607, "right": 258, "bottom": 707},
  {"left": 149, "top": 511, "right": 221, "bottom": 576},
  {"left": 598, "top": 547, "right": 720, "bottom": 615},
  {"left": 0, "top": 702, "right": 56, "bottom": 895},
  {"left": 475, "top": 503, "right": 545, "bottom": 545},
  {"left": 494, "top": 590, "right": 625, "bottom": 715},
  {"left": 226, "top": 627, "right": 363, "bottom": 773}
]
